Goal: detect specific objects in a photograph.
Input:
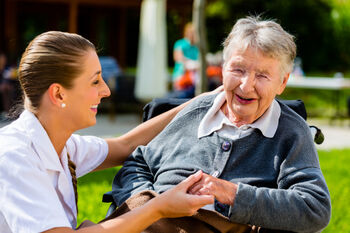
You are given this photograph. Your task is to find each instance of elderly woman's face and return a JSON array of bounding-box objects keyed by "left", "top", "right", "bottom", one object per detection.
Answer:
[{"left": 222, "top": 47, "right": 289, "bottom": 125}]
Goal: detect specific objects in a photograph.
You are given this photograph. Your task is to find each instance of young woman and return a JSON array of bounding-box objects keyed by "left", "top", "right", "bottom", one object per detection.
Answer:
[{"left": 0, "top": 31, "right": 215, "bottom": 233}]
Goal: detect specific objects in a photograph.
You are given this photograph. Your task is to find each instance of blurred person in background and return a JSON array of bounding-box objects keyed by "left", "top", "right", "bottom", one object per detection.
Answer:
[
  {"left": 206, "top": 51, "right": 223, "bottom": 90},
  {"left": 0, "top": 52, "right": 20, "bottom": 118},
  {"left": 170, "top": 22, "right": 199, "bottom": 98},
  {"left": 0, "top": 51, "right": 6, "bottom": 116}
]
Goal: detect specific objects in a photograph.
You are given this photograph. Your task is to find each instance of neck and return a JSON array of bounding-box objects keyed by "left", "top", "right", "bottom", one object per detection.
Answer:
[
  {"left": 221, "top": 102, "right": 252, "bottom": 127},
  {"left": 36, "top": 109, "right": 73, "bottom": 157}
]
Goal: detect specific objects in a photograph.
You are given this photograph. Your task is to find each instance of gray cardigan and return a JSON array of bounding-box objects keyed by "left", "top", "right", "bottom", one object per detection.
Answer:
[{"left": 112, "top": 94, "right": 331, "bottom": 233}]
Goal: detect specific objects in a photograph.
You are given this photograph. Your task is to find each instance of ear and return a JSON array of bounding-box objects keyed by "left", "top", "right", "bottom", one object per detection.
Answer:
[
  {"left": 47, "top": 83, "right": 66, "bottom": 107},
  {"left": 277, "top": 73, "right": 290, "bottom": 95}
]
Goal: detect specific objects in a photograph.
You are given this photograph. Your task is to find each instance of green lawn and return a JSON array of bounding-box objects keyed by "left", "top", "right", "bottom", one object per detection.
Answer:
[
  {"left": 280, "top": 88, "right": 350, "bottom": 118},
  {"left": 77, "top": 149, "right": 350, "bottom": 231},
  {"left": 318, "top": 149, "right": 350, "bottom": 232},
  {"left": 77, "top": 167, "right": 120, "bottom": 224}
]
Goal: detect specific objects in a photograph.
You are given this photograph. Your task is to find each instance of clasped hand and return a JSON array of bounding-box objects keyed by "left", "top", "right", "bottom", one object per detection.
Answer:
[{"left": 188, "top": 172, "right": 238, "bottom": 206}]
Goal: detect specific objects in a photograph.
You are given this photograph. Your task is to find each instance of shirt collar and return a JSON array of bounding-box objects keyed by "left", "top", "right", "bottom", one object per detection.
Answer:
[
  {"left": 198, "top": 92, "right": 281, "bottom": 139},
  {"left": 19, "top": 110, "right": 63, "bottom": 172}
]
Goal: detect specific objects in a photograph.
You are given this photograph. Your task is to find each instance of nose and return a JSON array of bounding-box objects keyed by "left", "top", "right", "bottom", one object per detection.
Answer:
[
  {"left": 100, "top": 79, "right": 111, "bottom": 98},
  {"left": 240, "top": 73, "right": 255, "bottom": 93}
]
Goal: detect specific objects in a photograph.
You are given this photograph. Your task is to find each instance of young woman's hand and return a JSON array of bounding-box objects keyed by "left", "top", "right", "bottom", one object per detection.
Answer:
[
  {"left": 151, "top": 170, "right": 214, "bottom": 218},
  {"left": 197, "top": 85, "right": 224, "bottom": 97}
]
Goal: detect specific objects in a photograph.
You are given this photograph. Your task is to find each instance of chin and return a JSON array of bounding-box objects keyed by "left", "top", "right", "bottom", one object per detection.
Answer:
[{"left": 83, "top": 118, "right": 97, "bottom": 129}]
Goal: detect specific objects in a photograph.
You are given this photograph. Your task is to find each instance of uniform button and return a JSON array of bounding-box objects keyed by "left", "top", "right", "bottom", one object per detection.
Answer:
[
  {"left": 221, "top": 141, "right": 231, "bottom": 151},
  {"left": 212, "top": 170, "right": 219, "bottom": 177}
]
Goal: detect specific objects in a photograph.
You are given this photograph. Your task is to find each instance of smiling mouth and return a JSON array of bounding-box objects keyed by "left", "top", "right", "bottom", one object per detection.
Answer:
[
  {"left": 236, "top": 94, "right": 255, "bottom": 103},
  {"left": 91, "top": 105, "right": 98, "bottom": 112}
]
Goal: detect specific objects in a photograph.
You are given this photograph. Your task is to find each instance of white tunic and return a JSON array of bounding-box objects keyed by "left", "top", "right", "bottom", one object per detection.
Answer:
[{"left": 0, "top": 110, "right": 108, "bottom": 232}]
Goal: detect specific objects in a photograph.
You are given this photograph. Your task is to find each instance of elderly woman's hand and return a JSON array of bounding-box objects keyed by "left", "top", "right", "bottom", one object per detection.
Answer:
[
  {"left": 151, "top": 170, "right": 214, "bottom": 218},
  {"left": 188, "top": 172, "right": 238, "bottom": 206}
]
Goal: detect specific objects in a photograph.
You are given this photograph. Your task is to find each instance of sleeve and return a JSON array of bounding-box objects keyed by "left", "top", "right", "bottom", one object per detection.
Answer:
[
  {"left": 67, "top": 134, "right": 109, "bottom": 178},
  {"left": 173, "top": 39, "right": 184, "bottom": 51},
  {"left": 0, "top": 149, "right": 71, "bottom": 233},
  {"left": 112, "top": 146, "right": 155, "bottom": 206},
  {"left": 228, "top": 129, "right": 331, "bottom": 233}
]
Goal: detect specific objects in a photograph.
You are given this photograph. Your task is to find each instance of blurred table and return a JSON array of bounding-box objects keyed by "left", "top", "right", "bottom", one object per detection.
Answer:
[
  {"left": 287, "top": 76, "right": 350, "bottom": 90},
  {"left": 286, "top": 76, "right": 350, "bottom": 120}
]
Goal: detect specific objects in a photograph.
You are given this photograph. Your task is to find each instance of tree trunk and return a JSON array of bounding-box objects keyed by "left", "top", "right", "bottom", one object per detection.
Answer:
[{"left": 192, "top": 0, "right": 208, "bottom": 95}]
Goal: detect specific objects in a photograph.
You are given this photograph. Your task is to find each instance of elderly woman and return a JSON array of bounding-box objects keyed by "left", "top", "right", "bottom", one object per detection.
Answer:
[{"left": 113, "top": 16, "right": 331, "bottom": 232}]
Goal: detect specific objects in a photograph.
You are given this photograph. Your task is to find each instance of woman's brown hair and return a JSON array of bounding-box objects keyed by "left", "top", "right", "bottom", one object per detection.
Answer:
[{"left": 18, "top": 31, "right": 95, "bottom": 113}]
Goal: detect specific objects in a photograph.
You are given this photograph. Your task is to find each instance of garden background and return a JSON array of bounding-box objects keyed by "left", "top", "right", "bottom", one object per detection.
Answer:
[{"left": 1, "top": 0, "right": 350, "bottom": 231}]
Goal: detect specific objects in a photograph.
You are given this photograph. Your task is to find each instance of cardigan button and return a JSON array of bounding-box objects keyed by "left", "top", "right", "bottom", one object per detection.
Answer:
[
  {"left": 221, "top": 141, "right": 231, "bottom": 151},
  {"left": 212, "top": 170, "right": 219, "bottom": 177}
]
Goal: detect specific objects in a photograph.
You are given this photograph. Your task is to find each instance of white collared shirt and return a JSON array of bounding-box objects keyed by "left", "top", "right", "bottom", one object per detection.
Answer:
[
  {"left": 0, "top": 110, "right": 108, "bottom": 232},
  {"left": 198, "top": 92, "right": 281, "bottom": 140}
]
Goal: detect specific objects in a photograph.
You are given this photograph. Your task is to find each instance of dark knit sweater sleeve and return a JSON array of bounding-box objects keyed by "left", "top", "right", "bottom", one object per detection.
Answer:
[
  {"left": 112, "top": 145, "right": 155, "bottom": 206},
  {"left": 228, "top": 105, "right": 331, "bottom": 233}
]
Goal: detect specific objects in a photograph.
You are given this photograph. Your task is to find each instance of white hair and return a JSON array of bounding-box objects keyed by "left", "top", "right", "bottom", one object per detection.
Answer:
[{"left": 223, "top": 16, "right": 296, "bottom": 79}]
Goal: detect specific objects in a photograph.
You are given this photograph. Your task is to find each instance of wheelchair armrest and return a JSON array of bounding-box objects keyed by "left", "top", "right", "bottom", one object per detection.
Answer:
[
  {"left": 309, "top": 126, "right": 325, "bottom": 145},
  {"left": 102, "top": 191, "right": 114, "bottom": 203}
]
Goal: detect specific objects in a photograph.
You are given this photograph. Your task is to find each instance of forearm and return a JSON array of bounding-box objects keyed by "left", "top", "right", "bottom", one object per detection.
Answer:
[
  {"left": 44, "top": 200, "right": 162, "bottom": 233},
  {"left": 80, "top": 199, "right": 161, "bottom": 233},
  {"left": 103, "top": 100, "right": 191, "bottom": 168},
  {"left": 103, "top": 88, "right": 222, "bottom": 169},
  {"left": 229, "top": 169, "right": 331, "bottom": 232}
]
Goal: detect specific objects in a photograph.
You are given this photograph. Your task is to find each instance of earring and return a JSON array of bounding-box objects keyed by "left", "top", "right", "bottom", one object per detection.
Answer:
[{"left": 61, "top": 103, "right": 66, "bottom": 108}]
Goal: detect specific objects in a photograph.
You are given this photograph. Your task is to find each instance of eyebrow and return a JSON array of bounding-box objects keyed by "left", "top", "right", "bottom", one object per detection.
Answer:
[
  {"left": 89, "top": 70, "right": 101, "bottom": 80},
  {"left": 256, "top": 68, "right": 270, "bottom": 76},
  {"left": 229, "top": 61, "right": 246, "bottom": 68}
]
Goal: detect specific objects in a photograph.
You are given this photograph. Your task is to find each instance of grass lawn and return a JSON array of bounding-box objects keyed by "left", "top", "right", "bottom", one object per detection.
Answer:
[
  {"left": 77, "top": 149, "right": 350, "bottom": 231},
  {"left": 318, "top": 149, "right": 350, "bottom": 232}
]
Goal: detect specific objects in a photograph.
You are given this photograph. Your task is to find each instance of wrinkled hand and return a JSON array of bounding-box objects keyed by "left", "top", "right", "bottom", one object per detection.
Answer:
[
  {"left": 188, "top": 172, "right": 238, "bottom": 206},
  {"left": 154, "top": 170, "right": 214, "bottom": 218}
]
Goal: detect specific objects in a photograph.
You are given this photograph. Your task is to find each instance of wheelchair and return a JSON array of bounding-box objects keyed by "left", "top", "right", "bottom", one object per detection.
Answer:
[{"left": 102, "top": 98, "right": 324, "bottom": 217}]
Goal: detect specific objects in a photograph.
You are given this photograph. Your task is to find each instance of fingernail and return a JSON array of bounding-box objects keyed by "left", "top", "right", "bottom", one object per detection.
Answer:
[{"left": 195, "top": 170, "right": 202, "bottom": 176}]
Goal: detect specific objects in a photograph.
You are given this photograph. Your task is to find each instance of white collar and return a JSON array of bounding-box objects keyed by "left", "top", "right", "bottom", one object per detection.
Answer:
[
  {"left": 198, "top": 92, "right": 281, "bottom": 139},
  {"left": 19, "top": 110, "right": 64, "bottom": 172}
]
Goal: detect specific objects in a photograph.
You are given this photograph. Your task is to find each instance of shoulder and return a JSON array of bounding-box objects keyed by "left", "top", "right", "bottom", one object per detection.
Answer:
[
  {"left": 0, "top": 129, "right": 43, "bottom": 187},
  {"left": 161, "top": 94, "right": 217, "bottom": 131},
  {"left": 66, "top": 134, "right": 107, "bottom": 157},
  {"left": 66, "top": 134, "right": 108, "bottom": 175},
  {"left": 277, "top": 100, "right": 310, "bottom": 135},
  {"left": 174, "top": 38, "right": 188, "bottom": 49},
  {"left": 176, "top": 93, "right": 217, "bottom": 118},
  {"left": 0, "top": 122, "right": 34, "bottom": 162},
  {"left": 274, "top": 101, "right": 318, "bottom": 164}
]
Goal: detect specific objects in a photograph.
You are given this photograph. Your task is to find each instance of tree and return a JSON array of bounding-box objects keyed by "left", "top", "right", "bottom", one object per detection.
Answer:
[{"left": 193, "top": 0, "right": 208, "bottom": 94}]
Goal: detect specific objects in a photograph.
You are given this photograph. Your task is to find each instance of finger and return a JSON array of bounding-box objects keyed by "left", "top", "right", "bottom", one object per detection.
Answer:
[
  {"left": 187, "top": 194, "right": 214, "bottom": 207},
  {"left": 188, "top": 183, "right": 202, "bottom": 194},
  {"left": 178, "top": 170, "right": 203, "bottom": 190}
]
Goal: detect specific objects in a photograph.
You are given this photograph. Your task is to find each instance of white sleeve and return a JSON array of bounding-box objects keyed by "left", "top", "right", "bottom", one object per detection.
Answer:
[
  {"left": 66, "top": 135, "right": 109, "bottom": 178},
  {"left": 0, "top": 149, "right": 71, "bottom": 233}
]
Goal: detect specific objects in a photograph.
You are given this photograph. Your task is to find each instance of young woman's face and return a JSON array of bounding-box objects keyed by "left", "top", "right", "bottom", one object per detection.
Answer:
[{"left": 64, "top": 50, "right": 110, "bottom": 130}]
